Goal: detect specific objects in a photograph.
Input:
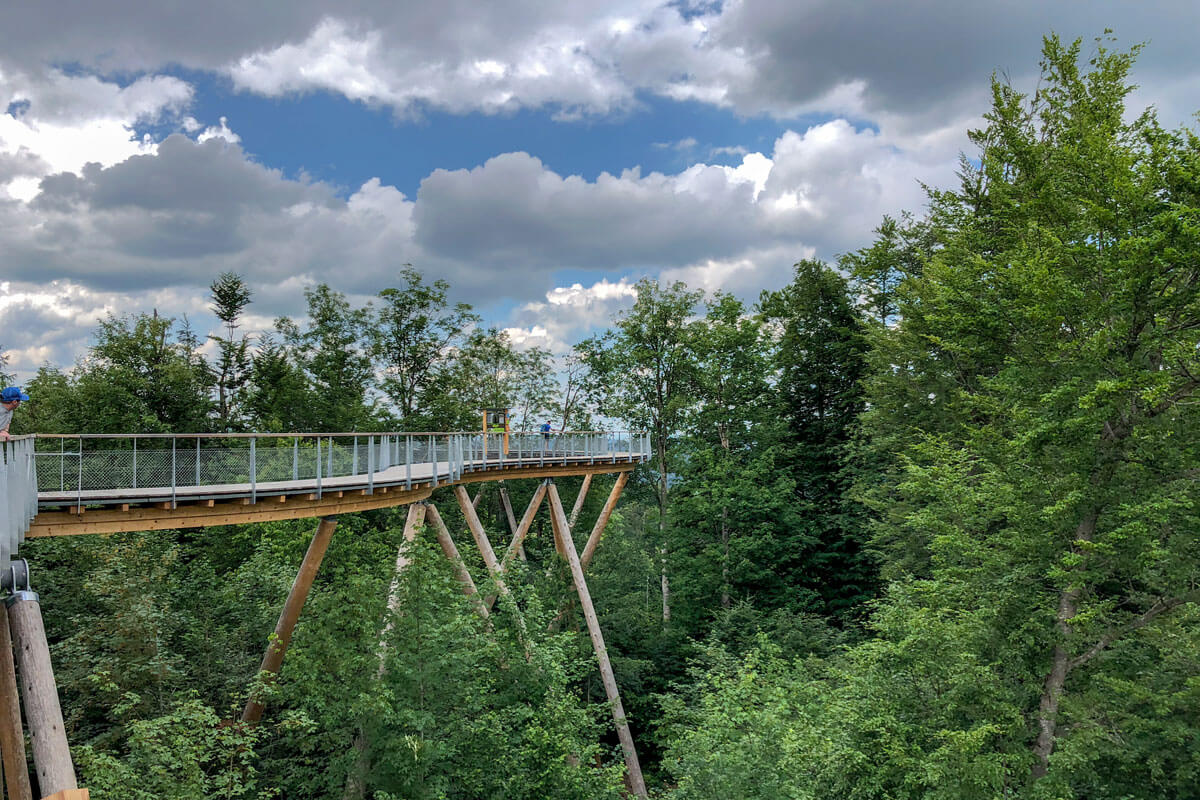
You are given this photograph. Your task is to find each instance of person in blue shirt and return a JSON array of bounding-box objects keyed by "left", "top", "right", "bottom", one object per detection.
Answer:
[
  {"left": 540, "top": 420, "right": 553, "bottom": 451},
  {"left": 0, "top": 386, "right": 29, "bottom": 441}
]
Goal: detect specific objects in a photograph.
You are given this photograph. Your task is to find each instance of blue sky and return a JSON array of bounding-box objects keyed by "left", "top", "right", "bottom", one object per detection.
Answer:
[{"left": 1, "top": 1, "right": 1197, "bottom": 379}]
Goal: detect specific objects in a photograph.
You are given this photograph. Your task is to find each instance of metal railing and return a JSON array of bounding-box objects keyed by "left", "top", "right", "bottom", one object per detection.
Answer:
[
  {"left": 31, "top": 430, "right": 650, "bottom": 506},
  {"left": 1, "top": 436, "right": 38, "bottom": 571}
]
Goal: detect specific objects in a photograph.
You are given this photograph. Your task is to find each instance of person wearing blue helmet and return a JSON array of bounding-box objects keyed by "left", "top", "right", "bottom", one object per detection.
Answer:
[{"left": 0, "top": 386, "right": 29, "bottom": 441}]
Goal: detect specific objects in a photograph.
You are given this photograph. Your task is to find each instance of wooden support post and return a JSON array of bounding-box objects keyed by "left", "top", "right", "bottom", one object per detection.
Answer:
[
  {"left": 568, "top": 474, "right": 593, "bottom": 529},
  {"left": 424, "top": 504, "right": 489, "bottom": 619},
  {"left": 453, "top": 486, "right": 511, "bottom": 600},
  {"left": 484, "top": 482, "right": 548, "bottom": 611},
  {"left": 546, "top": 483, "right": 648, "bottom": 799},
  {"left": 7, "top": 592, "right": 77, "bottom": 797},
  {"left": 242, "top": 516, "right": 339, "bottom": 723},
  {"left": 0, "top": 603, "right": 32, "bottom": 800},
  {"left": 580, "top": 471, "right": 630, "bottom": 571},
  {"left": 454, "top": 487, "right": 531, "bottom": 654},
  {"left": 501, "top": 482, "right": 547, "bottom": 568},
  {"left": 344, "top": 503, "right": 427, "bottom": 800},
  {"left": 499, "top": 484, "right": 519, "bottom": 535},
  {"left": 380, "top": 503, "right": 427, "bottom": 650}
]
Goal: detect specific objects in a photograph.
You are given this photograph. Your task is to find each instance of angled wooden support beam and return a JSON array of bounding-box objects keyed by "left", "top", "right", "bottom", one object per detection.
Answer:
[
  {"left": 7, "top": 591, "right": 78, "bottom": 796},
  {"left": 568, "top": 474, "right": 593, "bottom": 529},
  {"left": 501, "top": 482, "right": 547, "bottom": 569},
  {"left": 546, "top": 483, "right": 648, "bottom": 799},
  {"left": 345, "top": 502, "right": 428, "bottom": 800},
  {"left": 0, "top": 603, "right": 32, "bottom": 800},
  {"left": 484, "top": 482, "right": 548, "bottom": 611},
  {"left": 380, "top": 503, "right": 427, "bottom": 651},
  {"left": 499, "top": 484, "right": 519, "bottom": 535},
  {"left": 242, "top": 515, "right": 339, "bottom": 723},
  {"left": 424, "top": 504, "right": 489, "bottom": 620},
  {"left": 454, "top": 487, "right": 531, "bottom": 653},
  {"left": 498, "top": 483, "right": 526, "bottom": 562},
  {"left": 579, "top": 471, "right": 630, "bottom": 571},
  {"left": 453, "top": 485, "right": 510, "bottom": 599}
]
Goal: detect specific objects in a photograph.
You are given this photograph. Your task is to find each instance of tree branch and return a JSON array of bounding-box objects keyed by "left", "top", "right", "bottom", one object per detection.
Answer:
[{"left": 1069, "top": 590, "right": 1200, "bottom": 672}]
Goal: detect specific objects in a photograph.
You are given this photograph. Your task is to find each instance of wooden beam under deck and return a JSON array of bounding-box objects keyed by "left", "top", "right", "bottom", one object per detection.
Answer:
[{"left": 28, "top": 460, "right": 636, "bottom": 538}]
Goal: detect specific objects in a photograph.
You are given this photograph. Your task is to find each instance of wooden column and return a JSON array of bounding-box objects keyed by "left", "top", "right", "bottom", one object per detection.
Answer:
[
  {"left": 580, "top": 472, "right": 630, "bottom": 571},
  {"left": 343, "top": 502, "right": 428, "bottom": 800},
  {"left": 483, "top": 482, "right": 548, "bottom": 611},
  {"left": 546, "top": 483, "right": 647, "bottom": 799},
  {"left": 0, "top": 603, "right": 32, "bottom": 800},
  {"left": 7, "top": 591, "right": 76, "bottom": 797},
  {"left": 242, "top": 516, "right": 339, "bottom": 723},
  {"left": 380, "top": 503, "right": 427, "bottom": 648},
  {"left": 498, "top": 485, "right": 526, "bottom": 562},
  {"left": 453, "top": 486, "right": 511, "bottom": 600},
  {"left": 501, "top": 482, "right": 547, "bottom": 568},
  {"left": 568, "top": 474, "right": 593, "bottom": 529},
  {"left": 424, "top": 504, "right": 489, "bottom": 619}
]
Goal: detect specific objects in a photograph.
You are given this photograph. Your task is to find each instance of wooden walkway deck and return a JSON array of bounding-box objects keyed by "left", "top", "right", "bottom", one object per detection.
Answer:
[{"left": 30, "top": 452, "right": 639, "bottom": 537}]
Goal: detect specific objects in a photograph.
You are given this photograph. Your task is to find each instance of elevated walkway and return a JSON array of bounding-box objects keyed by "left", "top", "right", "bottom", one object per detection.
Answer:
[{"left": 3, "top": 430, "right": 648, "bottom": 551}]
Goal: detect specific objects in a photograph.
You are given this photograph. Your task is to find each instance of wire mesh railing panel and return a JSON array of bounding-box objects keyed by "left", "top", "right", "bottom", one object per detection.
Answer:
[{"left": 31, "top": 431, "right": 647, "bottom": 499}]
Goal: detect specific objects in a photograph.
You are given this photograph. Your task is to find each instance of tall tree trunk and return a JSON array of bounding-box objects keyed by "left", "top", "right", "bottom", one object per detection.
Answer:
[
  {"left": 1031, "top": 507, "right": 1098, "bottom": 779},
  {"left": 657, "top": 431, "right": 670, "bottom": 622}
]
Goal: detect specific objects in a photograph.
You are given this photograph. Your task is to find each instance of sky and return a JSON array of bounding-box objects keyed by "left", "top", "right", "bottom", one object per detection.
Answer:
[{"left": 1, "top": 1, "right": 1197, "bottom": 381}]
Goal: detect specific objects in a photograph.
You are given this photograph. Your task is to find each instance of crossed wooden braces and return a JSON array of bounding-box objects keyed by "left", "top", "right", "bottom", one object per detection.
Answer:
[{"left": 240, "top": 471, "right": 646, "bottom": 798}]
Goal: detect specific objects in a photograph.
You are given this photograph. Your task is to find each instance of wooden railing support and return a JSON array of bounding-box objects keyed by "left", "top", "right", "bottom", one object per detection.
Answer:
[
  {"left": 242, "top": 516, "right": 339, "bottom": 723},
  {"left": 0, "top": 602, "right": 32, "bottom": 800},
  {"left": 7, "top": 591, "right": 77, "bottom": 797},
  {"left": 546, "top": 482, "right": 647, "bottom": 799}
]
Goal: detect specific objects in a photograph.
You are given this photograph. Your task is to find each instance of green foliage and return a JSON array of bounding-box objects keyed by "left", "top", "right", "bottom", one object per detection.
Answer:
[
  {"left": 209, "top": 272, "right": 253, "bottom": 431},
  {"left": 372, "top": 265, "right": 480, "bottom": 428}
]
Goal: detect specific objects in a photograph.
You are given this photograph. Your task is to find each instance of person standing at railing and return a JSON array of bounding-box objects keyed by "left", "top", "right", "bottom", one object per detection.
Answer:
[
  {"left": 0, "top": 386, "right": 29, "bottom": 441},
  {"left": 540, "top": 420, "right": 553, "bottom": 453}
]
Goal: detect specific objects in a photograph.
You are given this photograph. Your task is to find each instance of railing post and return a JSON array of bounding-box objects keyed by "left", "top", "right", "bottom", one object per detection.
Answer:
[
  {"left": 367, "top": 435, "right": 375, "bottom": 495},
  {"left": 196, "top": 436, "right": 201, "bottom": 486},
  {"left": 250, "top": 437, "right": 257, "bottom": 504},
  {"left": 353, "top": 435, "right": 359, "bottom": 475},
  {"left": 431, "top": 434, "right": 438, "bottom": 488},
  {"left": 293, "top": 437, "right": 299, "bottom": 481},
  {"left": 316, "top": 436, "right": 322, "bottom": 499},
  {"left": 171, "top": 437, "right": 177, "bottom": 509},
  {"left": 76, "top": 438, "right": 82, "bottom": 511},
  {"left": 327, "top": 435, "right": 334, "bottom": 477},
  {"left": 405, "top": 435, "right": 412, "bottom": 489}
]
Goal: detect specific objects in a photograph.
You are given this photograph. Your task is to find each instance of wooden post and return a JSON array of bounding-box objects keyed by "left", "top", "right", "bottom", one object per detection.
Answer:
[
  {"left": 453, "top": 486, "right": 511, "bottom": 599},
  {"left": 454, "top": 487, "right": 530, "bottom": 651},
  {"left": 568, "top": 474, "right": 593, "bottom": 529},
  {"left": 580, "top": 472, "right": 630, "bottom": 571},
  {"left": 498, "top": 484, "right": 526, "bottom": 561},
  {"left": 344, "top": 502, "right": 428, "bottom": 800},
  {"left": 546, "top": 483, "right": 648, "bottom": 799},
  {"left": 483, "top": 482, "right": 548, "bottom": 611},
  {"left": 380, "top": 503, "right": 427, "bottom": 649},
  {"left": 501, "top": 482, "right": 547, "bottom": 569},
  {"left": 424, "top": 504, "right": 489, "bottom": 619},
  {"left": 0, "top": 603, "right": 32, "bottom": 800},
  {"left": 242, "top": 516, "right": 339, "bottom": 723},
  {"left": 7, "top": 591, "right": 77, "bottom": 797},
  {"left": 499, "top": 484, "right": 519, "bottom": 535}
]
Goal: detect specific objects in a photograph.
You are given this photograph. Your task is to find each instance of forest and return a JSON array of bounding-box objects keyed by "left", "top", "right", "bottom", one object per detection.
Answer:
[{"left": 2, "top": 36, "right": 1198, "bottom": 799}]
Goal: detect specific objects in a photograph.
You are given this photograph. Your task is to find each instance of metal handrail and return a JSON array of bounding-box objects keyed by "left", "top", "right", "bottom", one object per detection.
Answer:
[{"left": 30, "top": 431, "right": 650, "bottom": 499}]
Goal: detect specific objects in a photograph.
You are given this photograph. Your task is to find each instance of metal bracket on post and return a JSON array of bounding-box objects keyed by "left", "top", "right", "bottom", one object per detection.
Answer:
[{"left": 0, "top": 560, "right": 30, "bottom": 594}]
